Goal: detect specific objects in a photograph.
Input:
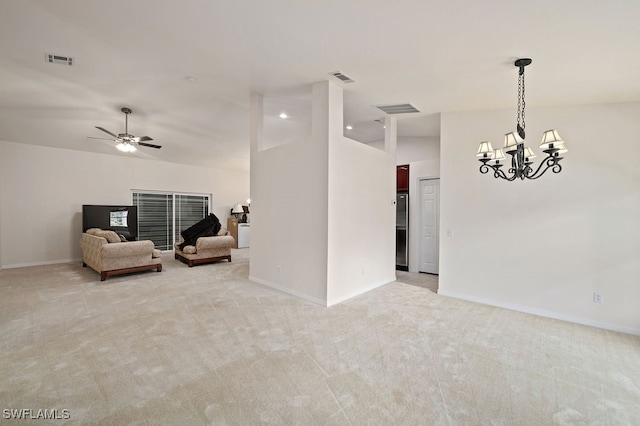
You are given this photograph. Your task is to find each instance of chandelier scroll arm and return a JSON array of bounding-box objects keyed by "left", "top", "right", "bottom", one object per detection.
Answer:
[
  {"left": 525, "top": 155, "right": 563, "bottom": 180},
  {"left": 479, "top": 162, "right": 517, "bottom": 181}
]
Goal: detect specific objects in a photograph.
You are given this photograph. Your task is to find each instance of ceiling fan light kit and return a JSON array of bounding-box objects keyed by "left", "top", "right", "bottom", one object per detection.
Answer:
[
  {"left": 116, "top": 142, "right": 137, "bottom": 152},
  {"left": 476, "top": 58, "right": 567, "bottom": 181},
  {"left": 90, "top": 107, "right": 161, "bottom": 152}
]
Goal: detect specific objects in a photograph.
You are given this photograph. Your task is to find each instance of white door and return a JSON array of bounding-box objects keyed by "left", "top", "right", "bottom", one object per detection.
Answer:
[{"left": 419, "top": 179, "right": 439, "bottom": 274}]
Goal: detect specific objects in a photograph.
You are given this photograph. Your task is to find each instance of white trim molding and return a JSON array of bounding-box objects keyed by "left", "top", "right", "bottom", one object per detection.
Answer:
[
  {"left": 248, "top": 276, "right": 327, "bottom": 307},
  {"left": 438, "top": 289, "right": 640, "bottom": 337},
  {"left": 2, "top": 258, "right": 82, "bottom": 269}
]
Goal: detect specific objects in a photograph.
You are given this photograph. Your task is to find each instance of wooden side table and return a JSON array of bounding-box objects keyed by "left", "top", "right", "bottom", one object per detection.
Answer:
[{"left": 227, "top": 217, "right": 239, "bottom": 248}]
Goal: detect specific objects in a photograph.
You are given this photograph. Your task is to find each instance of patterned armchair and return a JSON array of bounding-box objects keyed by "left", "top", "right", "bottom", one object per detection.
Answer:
[
  {"left": 80, "top": 230, "right": 162, "bottom": 281},
  {"left": 173, "top": 228, "right": 235, "bottom": 267}
]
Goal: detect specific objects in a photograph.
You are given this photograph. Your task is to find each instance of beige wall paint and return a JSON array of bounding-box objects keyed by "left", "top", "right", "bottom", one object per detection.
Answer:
[
  {"left": 439, "top": 102, "right": 640, "bottom": 335},
  {"left": 0, "top": 141, "right": 249, "bottom": 268}
]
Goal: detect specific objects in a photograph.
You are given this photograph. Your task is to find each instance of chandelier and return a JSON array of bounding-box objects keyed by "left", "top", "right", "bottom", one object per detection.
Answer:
[{"left": 476, "top": 58, "right": 567, "bottom": 181}]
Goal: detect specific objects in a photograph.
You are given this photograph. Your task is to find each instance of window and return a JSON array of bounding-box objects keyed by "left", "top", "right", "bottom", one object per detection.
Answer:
[
  {"left": 174, "top": 194, "right": 210, "bottom": 243},
  {"left": 133, "top": 191, "right": 210, "bottom": 250}
]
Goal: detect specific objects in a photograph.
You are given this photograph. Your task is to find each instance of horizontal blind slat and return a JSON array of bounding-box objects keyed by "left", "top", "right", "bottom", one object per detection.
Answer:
[{"left": 133, "top": 192, "right": 209, "bottom": 251}]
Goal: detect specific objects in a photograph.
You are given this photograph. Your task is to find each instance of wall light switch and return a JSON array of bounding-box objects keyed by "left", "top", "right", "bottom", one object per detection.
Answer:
[{"left": 447, "top": 229, "right": 453, "bottom": 238}]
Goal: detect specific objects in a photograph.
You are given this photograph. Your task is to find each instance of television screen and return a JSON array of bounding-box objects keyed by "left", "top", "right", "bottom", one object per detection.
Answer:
[{"left": 82, "top": 205, "right": 138, "bottom": 240}]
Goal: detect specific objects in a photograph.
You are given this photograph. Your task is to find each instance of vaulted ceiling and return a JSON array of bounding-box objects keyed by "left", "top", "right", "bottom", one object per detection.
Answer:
[{"left": 1, "top": 0, "right": 639, "bottom": 172}]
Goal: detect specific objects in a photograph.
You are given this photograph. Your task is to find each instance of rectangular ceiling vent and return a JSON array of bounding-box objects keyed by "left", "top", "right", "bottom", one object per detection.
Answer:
[
  {"left": 46, "top": 53, "right": 73, "bottom": 66},
  {"left": 375, "top": 103, "right": 420, "bottom": 114},
  {"left": 329, "top": 71, "right": 355, "bottom": 83}
]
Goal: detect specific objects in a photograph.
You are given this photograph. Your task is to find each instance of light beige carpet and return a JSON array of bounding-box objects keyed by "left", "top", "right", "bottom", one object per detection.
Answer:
[{"left": 1, "top": 249, "right": 639, "bottom": 425}]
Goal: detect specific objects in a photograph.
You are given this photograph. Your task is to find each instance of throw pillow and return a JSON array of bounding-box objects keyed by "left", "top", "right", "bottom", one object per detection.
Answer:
[
  {"left": 96, "top": 230, "right": 121, "bottom": 243},
  {"left": 217, "top": 227, "right": 227, "bottom": 236},
  {"left": 182, "top": 245, "right": 196, "bottom": 254},
  {"left": 86, "top": 228, "right": 101, "bottom": 235}
]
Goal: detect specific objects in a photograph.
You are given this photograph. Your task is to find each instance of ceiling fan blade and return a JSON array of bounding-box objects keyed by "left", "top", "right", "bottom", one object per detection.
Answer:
[
  {"left": 95, "top": 126, "right": 118, "bottom": 138},
  {"left": 87, "top": 136, "right": 116, "bottom": 141},
  {"left": 131, "top": 136, "right": 153, "bottom": 142},
  {"left": 138, "top": 142, "right": 162, "bottom": 149}
]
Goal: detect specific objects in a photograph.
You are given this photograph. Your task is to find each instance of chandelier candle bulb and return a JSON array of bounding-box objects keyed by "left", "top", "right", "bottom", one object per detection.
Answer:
[
  {"left": 539, "top": 129, "right": 564, "bottom": 150},
  {"left": 476, "top": 141, "right": 495, "bottom": 158},
  {"left": 492, "top": 149, "right": 505, "bottom": 165},
  {"left": 523, "top": 147, "right": 536, "bottom": 161},
  {"left": 556, "top": 143, "right": 568, "bottom": 155},
  {"left": 503, "top": 132, "right": 522, "bottom": 152}
]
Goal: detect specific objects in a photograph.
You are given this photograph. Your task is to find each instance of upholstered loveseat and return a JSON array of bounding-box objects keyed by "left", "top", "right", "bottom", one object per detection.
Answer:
[
  {"left": 80, "top": 229, "right": 162, "bottom": 281},
  {"left": 174, "top": 227, "right": 235, "bottom": 267}
]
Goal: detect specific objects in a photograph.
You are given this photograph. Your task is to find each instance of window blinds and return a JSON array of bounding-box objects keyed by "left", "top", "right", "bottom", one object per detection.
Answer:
[
  {"left": 174, "top": 194, "right": 210, "bottom": 243},
  {"left": 133, "top": 192, "right": 210, "bottom": 251}
]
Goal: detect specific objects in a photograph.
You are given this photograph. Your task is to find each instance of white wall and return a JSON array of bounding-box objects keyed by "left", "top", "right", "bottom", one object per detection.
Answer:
[
  {"left": 0, "top": 140, "right": 249, "bottom": 268},
  {"left": 249, "top": 87, "right": 329, "bottom": 304},
  {"left": 327, "top": 101, "right": 396, "bottom": 306},
  {"left": 439, "top": 102, "right": 640, "bottom": 335},
  {"left": 396, "top": 137, "right": 440, "bottom": 166},
  {"left": 249, "top": 81, "right": 397, "bottom": 306},
  {"left": 369, "top": 136, "right": 440, "bottom": 166}
]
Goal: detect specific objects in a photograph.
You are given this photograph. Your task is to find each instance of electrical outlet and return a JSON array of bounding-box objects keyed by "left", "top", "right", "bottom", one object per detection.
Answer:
[
  {"left": 593, "top": 292, "right": 603, "bottom": 304},
  {"left": 277, "top": 265, "right": 281, "bottom": 274}
]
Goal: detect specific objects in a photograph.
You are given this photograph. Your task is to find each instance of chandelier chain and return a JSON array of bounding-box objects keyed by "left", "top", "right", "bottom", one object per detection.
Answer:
[{"left": 517, "top": 70, "right": 526, "bottom": 138}]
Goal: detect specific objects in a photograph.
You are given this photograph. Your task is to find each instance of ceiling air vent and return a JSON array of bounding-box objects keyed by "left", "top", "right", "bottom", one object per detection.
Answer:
[
  {"left": 46, "top": 53, "right": 74, "bottom": 66},
  {"left": 329, "top": 71, "right": 355, "bottom": 83},
  {"left": 375, "top": 103, "right": 420, "bottom": 114}
]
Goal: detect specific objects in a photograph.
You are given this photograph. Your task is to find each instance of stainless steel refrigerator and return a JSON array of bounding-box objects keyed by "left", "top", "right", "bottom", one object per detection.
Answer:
[{"left": 396, "top": 192, "right": 408, "bottom": 270}]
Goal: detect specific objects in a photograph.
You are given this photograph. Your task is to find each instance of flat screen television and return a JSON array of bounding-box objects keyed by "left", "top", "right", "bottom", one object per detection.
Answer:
[{"left": 82, "top": 205, "right": 138, "bottom": 240}]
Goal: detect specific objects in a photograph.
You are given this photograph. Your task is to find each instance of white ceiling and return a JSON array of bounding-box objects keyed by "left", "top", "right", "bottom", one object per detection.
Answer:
[{"left": 1, "top": 0, "right": 639, "bottom": 172}]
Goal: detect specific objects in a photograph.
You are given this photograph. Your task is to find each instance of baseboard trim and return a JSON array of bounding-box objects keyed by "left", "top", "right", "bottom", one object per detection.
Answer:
[
  {"left": 327, "top": 277, "right": 395, "bottom": 307},
  {"left": 438, "top": 289, "right": 640, "bottom": 337},
  {"left": 248, "top": 276, "right": 327, "bottom": 307},
  {"left": 2, "top": 258, "right": 82, "bottom": 269},
  {"left": 248, "top": 275, "right": 396, "bottom": 308}
]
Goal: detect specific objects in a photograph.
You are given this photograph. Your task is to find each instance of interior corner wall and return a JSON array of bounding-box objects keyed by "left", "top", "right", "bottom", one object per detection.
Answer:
[
  {"left": 0, "top": 140, "right": 249, "bottom": 268},
  {"left": 326, "top": 108, "right": 396, "bottom": 305},
  {"left": 249, "top": 81, "right": 397, "bottom": 306},
  {"left": 439, "top": 102, "right": 640, "bottom": 335},
  {"left": 327, "top": 139, "right": 396, "bottom": 305},
  {"left": 248, "top": 84, "right": 330, "bottom": 305}
]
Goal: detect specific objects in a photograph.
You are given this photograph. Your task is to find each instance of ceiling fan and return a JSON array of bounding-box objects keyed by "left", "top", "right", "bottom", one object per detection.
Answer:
[{"left": 89, "top": 107, "right": 161, "bottom": 152}]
